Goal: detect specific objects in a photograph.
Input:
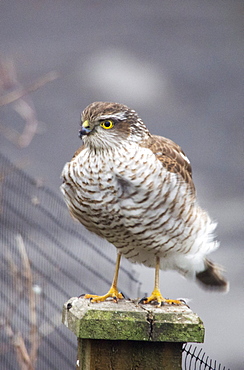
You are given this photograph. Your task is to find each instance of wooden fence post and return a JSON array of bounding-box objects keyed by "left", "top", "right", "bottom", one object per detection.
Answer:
[{"left": 62, "top": 297, "right": 204, "bottom": 370}]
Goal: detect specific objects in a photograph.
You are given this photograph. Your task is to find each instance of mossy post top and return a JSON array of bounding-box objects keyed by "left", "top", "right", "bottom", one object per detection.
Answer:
[{"left": 62, "top": 297, "right": 204, "bottom": 343}]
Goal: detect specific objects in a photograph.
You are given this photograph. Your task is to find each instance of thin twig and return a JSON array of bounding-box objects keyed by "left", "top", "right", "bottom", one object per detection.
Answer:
[
  {"left": 0, "top": 71, "right": 59, "bottom": 106},
  {"left": 14, "top": 332, "right": 34, "bottom": 370},
  {"left": 16, "top": 235, "right": 39, "bottom": 369},
  {"left": 4, "top": 323, "right": 34, "bottom": 370}
]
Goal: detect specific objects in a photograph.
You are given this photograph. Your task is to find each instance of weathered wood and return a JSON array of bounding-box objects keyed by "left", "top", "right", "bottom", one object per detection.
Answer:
[
  {"left": 62, "top": 297, "right": 204, "bottom": 370},
  {"left": 77, "top": 339, "right": 182, "bottom": 370}
]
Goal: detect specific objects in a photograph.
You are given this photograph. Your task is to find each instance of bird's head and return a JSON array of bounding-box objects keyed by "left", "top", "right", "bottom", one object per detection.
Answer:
[{"left": 79, "top": 102, "right": 150, "bottom": 149}]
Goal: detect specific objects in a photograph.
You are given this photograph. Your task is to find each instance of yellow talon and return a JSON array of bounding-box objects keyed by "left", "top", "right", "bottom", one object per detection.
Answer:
[
  {"left": 139, "top": 256, "right": 184, "bottom": 307},
  {"left": 139, "top": 287, "right": 183, "bottom": 307},
  {"left": 81, "top": 253, "right": 124, "bottom": 303},
  {"left": 84, "top": 286, "right": 124, "bottom": 303}
]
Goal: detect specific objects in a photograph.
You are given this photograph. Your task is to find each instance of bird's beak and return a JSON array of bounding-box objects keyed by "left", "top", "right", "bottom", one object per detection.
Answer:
[{"left": 79, "top": 120, "right": 92, "bottom": 139}]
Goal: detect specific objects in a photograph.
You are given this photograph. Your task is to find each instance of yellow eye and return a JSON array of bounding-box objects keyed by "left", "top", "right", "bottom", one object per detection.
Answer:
[{"left": 100, "top": 120, "right": 114, "bottom": 129}]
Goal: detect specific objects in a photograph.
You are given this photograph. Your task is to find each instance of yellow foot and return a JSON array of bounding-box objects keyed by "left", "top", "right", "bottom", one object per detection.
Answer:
[
  {"left": 80, "top": 286, "right": 124, "bottom": 303},
  {"left": 139, "top": 288, "right": 183, "bottom": 307}
]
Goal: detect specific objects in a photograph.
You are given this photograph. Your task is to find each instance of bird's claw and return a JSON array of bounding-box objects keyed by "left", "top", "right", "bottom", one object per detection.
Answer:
[
  {"left": 139, "top": 288, "right": 184, "bottom": 307},
  {"left": 138, "top": 296, "right": 148, "bottom": 304},
  {"left": 78, "top": 287, "right": 124, "bottom": 303},
  {"left": 78, "top": 293, "right": 86, "bottom": 298}
]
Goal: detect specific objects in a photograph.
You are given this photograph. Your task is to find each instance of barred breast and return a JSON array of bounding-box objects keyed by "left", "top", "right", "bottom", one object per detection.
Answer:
[{"left": 61, "top": 142, "right": 218, "bottom": 278}]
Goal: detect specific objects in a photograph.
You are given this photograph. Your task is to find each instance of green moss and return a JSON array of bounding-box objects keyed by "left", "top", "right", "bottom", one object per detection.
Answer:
[
  {"left": 62, "top": 298, "right": 204, "bottom": 343},
  {"left": 76, "top": 308, "right": 150, "bottom": 341}
]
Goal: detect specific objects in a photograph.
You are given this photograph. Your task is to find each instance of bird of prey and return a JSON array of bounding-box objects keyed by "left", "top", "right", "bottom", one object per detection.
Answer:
[{"left": 61, "top": 101, "right": 228, "bottom": 305}]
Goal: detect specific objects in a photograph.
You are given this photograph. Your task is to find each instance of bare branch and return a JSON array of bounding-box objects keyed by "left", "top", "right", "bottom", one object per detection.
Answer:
[
  {"left": 13, "top": 98, "right": 39, "bottom": 148},
  {"left": 14, "top": 332, "right": 34, "bottom": 370},
  {"left": 0, "top": 58, "right": 59, "bottom": 147},
  {"left": 4, "top": 323, "right": 34, "bottom": 370},
  {"left": 0, "top": 71, "right": 59, "bottom": 106},
  {"left": 16, "top": 235, "right": 39, "bottom": 367}
]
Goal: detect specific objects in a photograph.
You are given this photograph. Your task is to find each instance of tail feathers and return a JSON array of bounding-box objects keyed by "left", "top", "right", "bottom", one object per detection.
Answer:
[{"left": 196, "top": 259, "right": 229, "bottom": 293}]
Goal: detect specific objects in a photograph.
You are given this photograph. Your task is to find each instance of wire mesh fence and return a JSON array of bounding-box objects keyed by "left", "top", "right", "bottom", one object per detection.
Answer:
[
  {"left": 0, "top": 152, "right": 141, "bottom": 369},
  {"left": 182, "top": 344, "right": 230, "bottom": 370},
  {"left": 0, "top": 151, "right": 231, "bottom": 369}
]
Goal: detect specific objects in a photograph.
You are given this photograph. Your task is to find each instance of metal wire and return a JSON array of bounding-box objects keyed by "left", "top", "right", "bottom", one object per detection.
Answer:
[
  {"left": 0, "top": 152, "right": 230, "bottom": 370},
  {"left": 0, "top": 152, "right": 140, "bottom": 370},
  {"left": 182, "top": 344, "right": 230, "bottom": 370}
]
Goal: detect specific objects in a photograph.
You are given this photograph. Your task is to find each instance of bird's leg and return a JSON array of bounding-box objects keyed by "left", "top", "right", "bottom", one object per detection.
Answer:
[
  {"left": 82, "top": 253, "right": 124, "bottom": 303},
  {"left": 139, "top": 256, "right": 183, "bottom": 306}
]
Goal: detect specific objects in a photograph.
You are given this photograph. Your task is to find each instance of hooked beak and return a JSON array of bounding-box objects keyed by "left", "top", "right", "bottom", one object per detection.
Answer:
[{"left": 79, "top": 120, "right": 91, "bottom": 139}]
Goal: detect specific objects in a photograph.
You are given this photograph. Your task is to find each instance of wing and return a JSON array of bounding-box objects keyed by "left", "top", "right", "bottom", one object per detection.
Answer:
[
  {"left": 72, "top": 144, "right": 85, "bottom": 159},
  {"left": 140, "top": 135, "right": 195, "bottom": 195}
]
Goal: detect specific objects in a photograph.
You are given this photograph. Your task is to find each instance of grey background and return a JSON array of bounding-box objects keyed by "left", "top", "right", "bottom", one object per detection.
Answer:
[{"left": 1, "top": 1, "right": 243, "bottom": 369}]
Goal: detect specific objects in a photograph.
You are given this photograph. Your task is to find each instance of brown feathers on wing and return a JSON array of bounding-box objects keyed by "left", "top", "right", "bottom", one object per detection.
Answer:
[
  {"left": 141, "top": 135, "right": 195, "bottom": 195},
  {"left": 72, "top": 144, "right": 85, "bottom": 159}
]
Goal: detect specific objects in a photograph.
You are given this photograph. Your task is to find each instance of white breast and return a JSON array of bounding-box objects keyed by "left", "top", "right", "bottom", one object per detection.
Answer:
[{"left": 61, "top": 143, "right": 218, "bottom": 276}]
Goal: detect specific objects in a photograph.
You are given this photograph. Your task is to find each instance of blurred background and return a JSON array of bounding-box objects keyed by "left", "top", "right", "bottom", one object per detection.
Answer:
[{"left": 0, "top": 1, "right": 243, "bottom": 369}]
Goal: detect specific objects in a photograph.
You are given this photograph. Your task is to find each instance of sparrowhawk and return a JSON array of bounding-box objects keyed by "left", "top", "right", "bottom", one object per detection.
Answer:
[{"left": 61, "top": 101, "right": 228, "bottom": 305}]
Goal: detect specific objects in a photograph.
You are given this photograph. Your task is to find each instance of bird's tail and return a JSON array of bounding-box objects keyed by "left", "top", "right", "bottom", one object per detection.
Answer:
[{"left": 196, "top": 259, "right": 229, "bottom": 292}]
